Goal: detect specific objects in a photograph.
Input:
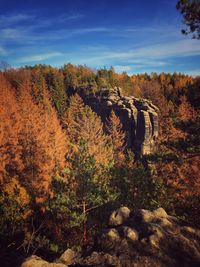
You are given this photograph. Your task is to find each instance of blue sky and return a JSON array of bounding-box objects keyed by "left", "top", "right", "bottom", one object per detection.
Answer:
[{"left": 0, "top": 0, "right": 200, "bottom": 75}]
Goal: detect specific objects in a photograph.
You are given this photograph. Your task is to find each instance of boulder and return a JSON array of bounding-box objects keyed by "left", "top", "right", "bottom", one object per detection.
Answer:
[
  {"left": 95, "top": 207, "right": 200, "bottom": 266},
  {"left": 105, "top": 100, "right": 113, "bottom": 106},
  {"left": 109, "top": 207, "right": 131, "bottom": 226},
  {"left": 97, "top": 228, "right": 121, "bottom": 252},
  {"left": 123, "top": 226, "right": 138, "bottom": 242},
  {"left": 56, "top": 248, "right": 80, "bottom": 265},
  {"left": 21, "top": 207, "right": 200, "bottom": 267},
  {"left": 153, "top": 207, "right": 168, "bottom": 218},
  {"left": 136, "top": 207, "right": 168, "bottom": 223},
  {"left": 81, "top": 252, "right": 120, "bottom": 266},
  {"left": 21, "top": 255, "right": 66, "bottom": 267}
]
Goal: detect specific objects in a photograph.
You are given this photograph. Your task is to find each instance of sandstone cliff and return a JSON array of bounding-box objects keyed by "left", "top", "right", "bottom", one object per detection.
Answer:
[{"left": 77, "top": 87, "right": 159, "bottom": 155}]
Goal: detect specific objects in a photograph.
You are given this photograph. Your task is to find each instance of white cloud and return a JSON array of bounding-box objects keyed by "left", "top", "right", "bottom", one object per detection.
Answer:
[
  {"left": 0, "top": 28, "right": 25, "bottom": 39},
  {"left": 71, "top": 39, "right": 200, "bottom": 66},
  {"left": 70, "top": 27, "right": 110, "bottom": 35},
  {"left": 105, "top": 40, "right": 200, "bottom": 60},
  {"left": 0, "top": 46, "right": 8, "bottom": 56},
  {"left": 0, "top": 14, "right": 35, "bottom": 27},
  {"left": 0, "top": 25, "right": 110, "bottom": 44},
  {"left": 19, "top": 52, "right": 63, "bottom": 63},
  {"left": 63, "top": 14, "right": 84, "bottom": 21},
  {"left": 114, "top": 65, "right": 131, "bottom": 73},
  {"left": 130, "top": 39, "right": 200, "bottom": 58}
]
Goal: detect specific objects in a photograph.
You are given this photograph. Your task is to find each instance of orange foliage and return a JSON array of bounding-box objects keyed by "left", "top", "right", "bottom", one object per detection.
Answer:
[
  {"left": 178, "top": 95, "right": 197, "bottom": 121},
  {"left": 4, "top": 177, "right": 30, "bottom": 206},
  {"left": 0, "top": 73, "right": 22, "bottom": 182},
  {"left": 67, "top": 94, "right": 113, "bottom": 165},
  {"left": 0, "top": 73, "right": 67, "bottom": 198},
  {"left": 107, "top": 110, "right": 126, "bottom": 166}
]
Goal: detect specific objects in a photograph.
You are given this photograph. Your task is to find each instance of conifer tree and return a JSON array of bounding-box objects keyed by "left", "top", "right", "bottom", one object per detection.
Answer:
[
  {"left": 67, "top": 94, "right": 113, "bottom": 165},
  {"left": 66, "top": 94, "right": 85, "bottom": 142},
  {"left": 178, "top": 95, "right": 196, "bottom": 121},
  {"left": 0, "top": 74, "right": 21, "bottom": 182},
  {"left": 46, "top": 70, "right": 68, "bottom": 117},
  {"left": 177, "top": 0, "right": 200, "bottom": 39},
  {"left": 17, "top": 78, "right": 67, "bottom": 196},
  {"left": 66, "top": 141, "right": 116, "bottom": 242},
  {"left": 106, "top": 110, "right": 125, "bottom": 165}
]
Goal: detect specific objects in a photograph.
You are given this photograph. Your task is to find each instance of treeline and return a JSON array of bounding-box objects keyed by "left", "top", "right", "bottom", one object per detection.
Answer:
[
  {"left": 22, "top": 63, "right": 200, "bottom": 115},
  {"left": 0, "top": 64, "right": 199, "bottom": 265}
]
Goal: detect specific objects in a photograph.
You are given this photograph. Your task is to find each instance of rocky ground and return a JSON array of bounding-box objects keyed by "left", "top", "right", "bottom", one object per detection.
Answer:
[{"left": 21, "top": 207, "right": 200, "bottom": 267}]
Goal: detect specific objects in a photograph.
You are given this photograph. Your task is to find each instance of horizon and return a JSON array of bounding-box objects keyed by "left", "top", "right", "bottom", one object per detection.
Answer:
[{"left": 0, "top": 0, "right": 200, "bottom": 75}]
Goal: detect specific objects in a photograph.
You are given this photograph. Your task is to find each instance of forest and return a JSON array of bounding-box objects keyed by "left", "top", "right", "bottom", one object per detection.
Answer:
[{"left": 0, "top": 63, "right": 199, "bottom": 265}]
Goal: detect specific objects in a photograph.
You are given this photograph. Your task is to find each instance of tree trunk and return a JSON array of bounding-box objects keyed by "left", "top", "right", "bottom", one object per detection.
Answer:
[{"left": 83, "top": 201, "right": 87, "bottom": 243}]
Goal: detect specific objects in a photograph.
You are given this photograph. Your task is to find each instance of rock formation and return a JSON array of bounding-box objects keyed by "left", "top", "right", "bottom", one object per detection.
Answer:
[
  {"left": 77, "top": 87, "right": 159, "bottom": 155},
  {"left": 21, "top": 207, "right": 200, "bottom": 267}
]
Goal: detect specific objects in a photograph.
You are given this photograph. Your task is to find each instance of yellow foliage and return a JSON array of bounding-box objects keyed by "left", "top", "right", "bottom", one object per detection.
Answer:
[{"left": 4, "top": 177, "right": 30, "bottom": 206}]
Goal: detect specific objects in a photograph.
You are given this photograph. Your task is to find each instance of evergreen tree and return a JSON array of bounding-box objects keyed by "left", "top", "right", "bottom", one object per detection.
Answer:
[
  {"left": 106, "top": 110, "right": 126, "bottom": 165},
  {"left": 46, "top": 141, "right": 116, "bottom": 243},
  {"left": 46, "top": 70, "right": 68, "bottom": 117},
  {"left": 66, "top": 94, "right": 85, "bottom": 142},
  {"left": 67, "top": 94, "right": 113, "bottom": 165},
  {"left": 67, "top": 141, "right": 116, "bottom": 242},
  {"left": 177, "top": 0, "right": 200, "bottom": 39}
]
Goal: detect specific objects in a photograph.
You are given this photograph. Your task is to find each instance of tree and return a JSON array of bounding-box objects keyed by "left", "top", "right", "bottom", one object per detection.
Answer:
[
  {"left": 46, "top": 141, "right": 117, "bottom": 243},
  {"left": 44, "top": 176, "right": 81, "bottom": 241},
  {"left": 46, "top": 70, "right": 68, "bottom": 117},
  {"left": 66, "top": 94, "right": 85, "bottom": 141},
  {"left": 106, "top": 110, "right": 126, "bottom": 165},
  {"left": 0, "top": 181, "right": 29, "bottom": 238},
  {"left": 118, "top": 72, "right": 133, "bottom": 95},
  {"left": 177, "top": 0, "right": 200, "bottom": 39},
  {"left": 67, "top": 94, "right": 113, "bottom": 165},
  {"left": 0, "top": 74, "right": 67, "bottom": 197},
  {"left": 187, "top": 77, "right": 200, "bottom": 108},
  {"left": 18, "top": 78, "right": 67, "bottom": 196},
  {"left": 177, "top": 95, "right": 196, "bottom": 121},
  {"left": 0, "top": 61, "right": 11, "bottom": 71},
  {"left": 111, "top": 160, "right": 171, "bottom": 212},
  {"left": 67, "top": 141, "right": 117, "bottom": 242},
  {"left": 0, "top": 73, "right": 22, "bottom": 183}
]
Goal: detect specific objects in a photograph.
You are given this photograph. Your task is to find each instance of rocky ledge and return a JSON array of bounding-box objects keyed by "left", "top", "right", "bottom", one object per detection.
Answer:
[
  {"left": 77, "top": 87, "right": 159, "bottom": 155},
  {"left": 21, "top": 207, "right": 200, "bottom": 267}
]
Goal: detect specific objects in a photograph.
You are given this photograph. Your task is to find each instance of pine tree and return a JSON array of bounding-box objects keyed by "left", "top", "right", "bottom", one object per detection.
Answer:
[
  {"left": 46, "top": 70, "right": 68, "bottom": 117},
  {"left": 67, "top": 141, "right": 116, "bottom": 242},
  {"left": 106, "top": 110, "right": 125, "bottom": 165},
  {"left": 45, "top": 140, "right": 117, "bottom": 243}
]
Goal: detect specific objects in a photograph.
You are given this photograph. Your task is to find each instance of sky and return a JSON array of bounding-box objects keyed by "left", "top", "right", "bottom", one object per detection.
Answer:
[{"left": 0, "top": 0, "right": 200, "bottom": 75}]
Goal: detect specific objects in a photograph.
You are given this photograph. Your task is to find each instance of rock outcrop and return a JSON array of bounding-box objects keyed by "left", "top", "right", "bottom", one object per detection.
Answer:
[
  {"left": 77, "top": 87, "right": 159, "bottom": 155},
  {"left": 20, "top": 255, "right": 66, "bottom": 267},
  {"left": 21, "top": 207, "right": 200, "bottom": 267},
  {"left": 87, "top": 207, "right": 200, "bottom": 267}
]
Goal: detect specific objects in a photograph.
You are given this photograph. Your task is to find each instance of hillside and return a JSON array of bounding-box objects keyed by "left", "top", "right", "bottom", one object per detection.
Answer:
[{"left": 0, "top": 65, "right": 200, "bottom": 266}]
